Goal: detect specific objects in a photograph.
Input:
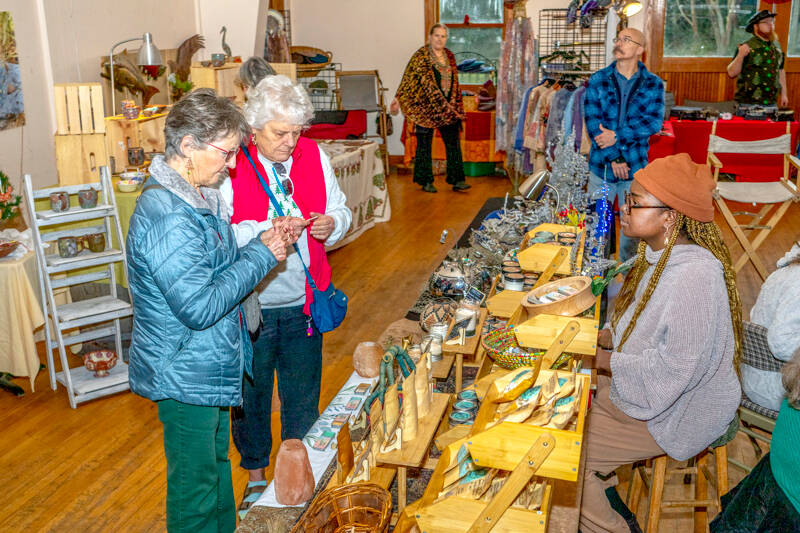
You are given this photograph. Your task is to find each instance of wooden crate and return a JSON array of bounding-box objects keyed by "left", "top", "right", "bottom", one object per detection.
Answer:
[
  {"left": 514, "top": 314, "right": 598, "bottom": 356},
  {"left": 411, "top": 436, "right": 553, "bottom": 533},
  {"left": 53, "top": 83, "right": 108, "bottom": 185},
  {"left": 104, "top": 113, "right": 167, "bottom": 170},
  {"left": 270, "top": 62, "right": 297, "bottom": 81},
  {"left": 190, "top": 62, "right": 245, "bottom": 103},
  {"left": 466, "top": 368, "right": 592, "bottom": 482},
  {"left": 517, "top": 223, "right": 585, "bottom": 275}
]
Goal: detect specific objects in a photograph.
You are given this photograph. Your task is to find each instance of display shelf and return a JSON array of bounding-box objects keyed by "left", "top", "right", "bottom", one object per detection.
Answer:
[
  {"left": 376, "top": 392, "right": 450, "bottom": 468},
  {"left": 55, "top": 362, "right": 130, "bottom": 404}
]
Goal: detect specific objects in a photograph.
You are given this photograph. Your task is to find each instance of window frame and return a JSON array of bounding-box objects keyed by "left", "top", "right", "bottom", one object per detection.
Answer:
[
  {"left": 424, "top": 0, "right": 508, "bottom": 91},
  {"left": 646, "top": 0, "right": 799, "bottom": 74}
]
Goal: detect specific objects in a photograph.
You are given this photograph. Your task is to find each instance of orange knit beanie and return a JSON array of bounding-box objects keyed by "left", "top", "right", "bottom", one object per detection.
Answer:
[{"left": 633, "top": 153, "right": 715, "bottom": 223}]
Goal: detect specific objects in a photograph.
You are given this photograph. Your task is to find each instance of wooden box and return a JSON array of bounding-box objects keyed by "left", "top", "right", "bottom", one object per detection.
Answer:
[
  {"left": 104, "top": 113, "right": 167, "bottom": 170},
  {"left": 413, "top": 437, "right": 553, "bottom": 533},
  {"left": 517, "top": 223, "right": 585, "bottom": 275},
  {"left": 514, "top": 314, "right": 599, "bottom": 356},
  {"left": 190, "top": 62, "right": 245, "bottom": 103},
  {"left": 466, "top": 368, "right": 592, "bottom": 482},
  {"left": 53, "top": 83, "right": 108, "bottom": 185}
]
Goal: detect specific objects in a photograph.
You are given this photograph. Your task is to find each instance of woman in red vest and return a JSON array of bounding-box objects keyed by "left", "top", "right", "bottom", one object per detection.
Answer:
[{"left": 219, "top": 75, "right": 352, "bottom": 515}]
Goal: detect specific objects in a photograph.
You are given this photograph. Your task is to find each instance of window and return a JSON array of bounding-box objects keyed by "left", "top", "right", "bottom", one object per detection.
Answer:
[
  {"left": 435, "top": 0, "right": 504, "bottom": 86},
  {"left": 663, "top": 0, "right": 757, "bottom": 57},
  {"left": 789, "top": 0, "right": 800, "bottom": 56}
]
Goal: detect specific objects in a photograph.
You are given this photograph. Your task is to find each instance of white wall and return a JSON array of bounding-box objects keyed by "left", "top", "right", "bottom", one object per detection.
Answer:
[
  {"left": 0, "top": 1, "right": 57, "bottom": 192},
  {"left": 291, "top": 0, "right": 425, "bottom": 155},
  {"left": 194, "top": 0, "right": 262, "bottom": 61}
]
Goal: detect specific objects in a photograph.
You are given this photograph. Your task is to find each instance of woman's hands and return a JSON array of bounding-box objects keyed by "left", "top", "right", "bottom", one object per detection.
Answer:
[
  {"left": 308, "top": 212, "right": 335, "bottom": 241},
  {"left": 595, "top": 328, "right": 613, "bottom": 373},
  {"left": 389, "top": 98, "right": 400, "bottom": 116},
  {"left": 598, "top": 328, "right": 613, "bottom": 350},
  {"left": 259, "top": 217, "right": 307, "bottom": 260}
]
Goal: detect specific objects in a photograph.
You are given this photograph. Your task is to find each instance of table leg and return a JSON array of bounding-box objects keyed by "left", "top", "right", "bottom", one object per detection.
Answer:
[
  {"left": 398, "top": 466, "right": 407, "bottom": 512},
  {"left": 455, "top": 353, "right": 463, "bottom": 393}
]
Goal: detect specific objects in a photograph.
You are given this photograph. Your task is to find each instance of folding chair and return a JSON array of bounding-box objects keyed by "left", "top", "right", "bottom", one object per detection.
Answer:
[
  {"left": 334, "top": 70, "right": 390, "bottom": 173},
  {"left": 707, "top": 120, "right": 800, "bottom": 281}
]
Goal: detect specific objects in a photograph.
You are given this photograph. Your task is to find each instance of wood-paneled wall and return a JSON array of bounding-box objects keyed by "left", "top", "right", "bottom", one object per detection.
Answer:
[
  {"left": 658, "top": 71, "right": 800, "bottom": 111},
  {"left": 646, "top": 0, "right": 799, "bottom": 114}
]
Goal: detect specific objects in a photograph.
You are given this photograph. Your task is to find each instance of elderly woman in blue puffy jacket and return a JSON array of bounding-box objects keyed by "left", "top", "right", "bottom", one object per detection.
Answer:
[{"left": 126, "top": 89, "right": 299, "bottom": 533}]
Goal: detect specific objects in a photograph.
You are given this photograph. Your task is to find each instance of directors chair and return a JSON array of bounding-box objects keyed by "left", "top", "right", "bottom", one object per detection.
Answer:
[
  {"left": 335, "top": 70, "right": 390, "bottom": 173},
  {"left": 707, "top": 120, "right": 800, "bottom": 281}
]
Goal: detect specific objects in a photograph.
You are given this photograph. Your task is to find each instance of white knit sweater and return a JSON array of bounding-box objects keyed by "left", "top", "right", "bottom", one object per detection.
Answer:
[{"left": 610, "top": 244, "right": 740, "bottom": 461}]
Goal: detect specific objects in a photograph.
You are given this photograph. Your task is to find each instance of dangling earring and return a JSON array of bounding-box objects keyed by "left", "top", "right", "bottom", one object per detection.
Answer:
[
  {"left": 664, "top": 223, "right": 672, "bottom": 246},
  {"left": 186, "top": 158, "right": 195, "bottom": 187}
]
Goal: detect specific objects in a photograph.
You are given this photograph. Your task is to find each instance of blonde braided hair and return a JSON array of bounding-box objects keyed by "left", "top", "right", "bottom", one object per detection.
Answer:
[{"left": 611, "top": 214, "right": 743, "bottom": 371}]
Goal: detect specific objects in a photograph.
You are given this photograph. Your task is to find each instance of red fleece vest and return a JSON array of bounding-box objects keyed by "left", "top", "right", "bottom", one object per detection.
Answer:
[{"left": 229, "top": 136, "right": 331, "bottom": 315}]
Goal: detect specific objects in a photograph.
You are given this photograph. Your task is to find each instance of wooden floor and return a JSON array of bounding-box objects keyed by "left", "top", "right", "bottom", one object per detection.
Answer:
[{"left": 1, "top": 171, "right": 796, "bottom": 532}]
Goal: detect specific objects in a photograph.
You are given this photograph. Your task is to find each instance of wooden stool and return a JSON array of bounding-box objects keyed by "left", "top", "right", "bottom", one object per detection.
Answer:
[{"left": 626, "top": 444, "right": 729, "bottom": 533}]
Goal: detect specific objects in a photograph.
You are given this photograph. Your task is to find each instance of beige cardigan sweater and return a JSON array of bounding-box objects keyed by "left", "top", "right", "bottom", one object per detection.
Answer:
[{"left": 610, "top": 244, "right": 740, "bottom": 461}]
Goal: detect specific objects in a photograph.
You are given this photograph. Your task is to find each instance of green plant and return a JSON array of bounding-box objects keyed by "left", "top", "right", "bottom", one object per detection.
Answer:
[{"left": 0, "top": 170, "right": 21, "bottom": 221}]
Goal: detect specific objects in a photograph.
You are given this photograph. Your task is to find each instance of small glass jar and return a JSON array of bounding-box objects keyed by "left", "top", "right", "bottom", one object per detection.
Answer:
[
  {"left": 456, "top": 297, "right": 481, "bottom": 337},
  {"left": 421, "top": 334, "right": 443, "bottom": 362}
]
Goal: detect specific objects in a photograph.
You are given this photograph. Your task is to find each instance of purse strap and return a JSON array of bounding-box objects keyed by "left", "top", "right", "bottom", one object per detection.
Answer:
[{"left": 240, "top": 144, "right": 318, "bottom": 289}]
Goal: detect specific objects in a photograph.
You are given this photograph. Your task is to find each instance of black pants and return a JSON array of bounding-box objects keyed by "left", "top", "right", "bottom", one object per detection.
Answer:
[
  {"left": 231, "top": 305, "right": 322, "bottom": 470},
  {"left": 414, "top": 121, "right": 465, "bottom": 186}
]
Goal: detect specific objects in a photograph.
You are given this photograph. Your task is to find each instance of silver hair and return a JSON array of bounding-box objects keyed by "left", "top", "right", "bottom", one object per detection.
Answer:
[
  {"left": 242, "top": 75, "right": 314, "bottom": 129},
  {"left": 238, "top": 56, "right": 276, "bottom": 90},
  {"left": 164, "top": 88, "right": 250, "bottom": 160},
  {"left": 782, "top": 347, "right": 800, "bottom": 410},
  {"left": 429, "top": 23, "right": 448, "bottom": 35}
]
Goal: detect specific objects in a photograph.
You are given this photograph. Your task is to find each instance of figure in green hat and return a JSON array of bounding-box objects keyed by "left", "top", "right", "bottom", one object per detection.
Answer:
[{"left": 727, "top": 10, "right": 788, "bottom": 108}]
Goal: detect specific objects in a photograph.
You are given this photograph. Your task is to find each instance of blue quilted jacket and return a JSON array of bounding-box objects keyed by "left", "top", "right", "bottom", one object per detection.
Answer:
[
  {"left": 584, "top": 61, "right": 664, "bottom": 181},
  {"left": 126, "top": 156, "right": 277, "bottom": 407}
]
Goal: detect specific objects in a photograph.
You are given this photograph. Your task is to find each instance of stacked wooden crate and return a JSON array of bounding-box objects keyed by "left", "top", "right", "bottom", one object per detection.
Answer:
[
  {"left": 53, "top": 83, "right": 108, "bottom": 186},
  {"left": 104, "top": 113, "right": 168, "bottom": 171}
]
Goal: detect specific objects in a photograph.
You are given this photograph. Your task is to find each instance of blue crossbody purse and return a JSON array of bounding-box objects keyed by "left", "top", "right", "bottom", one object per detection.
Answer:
[{"left": 240, "top": 145, "right": 348, "bottom": 333}]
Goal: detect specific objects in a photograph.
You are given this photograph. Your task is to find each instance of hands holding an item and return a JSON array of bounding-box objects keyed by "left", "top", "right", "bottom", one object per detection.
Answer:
[
  {"left": 611, "top": 161, "right": 630, "bottom": 180},
  {"left": 260, "top": 217, "right": 306, "bottom": 260},
  {"left": 595, "top": 328, "right": 613, "bottom": 373},
  {"left": 595, "top": 124, "right": 617, "bottom": 149},
  {"left": 308, "top": 212, "right": 335, "bottom": 241}
]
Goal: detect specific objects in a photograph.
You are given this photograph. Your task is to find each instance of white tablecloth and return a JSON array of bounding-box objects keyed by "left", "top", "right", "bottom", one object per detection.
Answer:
[{"left": 317, "top": 139, "right": 391, "bottom": 250}]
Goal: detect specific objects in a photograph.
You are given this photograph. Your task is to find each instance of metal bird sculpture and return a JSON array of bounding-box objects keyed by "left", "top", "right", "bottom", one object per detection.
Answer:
[
  {"left": 167, "top": 34, "right": 205, "bottom": 83},
  {"left": 100, "top": 49, "right": 160, "bottom": 105},
  {"left": 220, "top": 26, "right": 232, "bottom": 59}
]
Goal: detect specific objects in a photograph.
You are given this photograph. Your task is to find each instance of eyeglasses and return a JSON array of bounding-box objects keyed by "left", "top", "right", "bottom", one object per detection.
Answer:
[
  {"left": 206, "top": 142, "right": 239, "bottom": 163},
  {"left": 623, "top": 192, "right": 669, "bottom": 214},
  {"left": 272, "top": 164, "right": 293, "bottom": 197},
  {"left": 613, "top": 36, "right": 643, "bottom": 46}
]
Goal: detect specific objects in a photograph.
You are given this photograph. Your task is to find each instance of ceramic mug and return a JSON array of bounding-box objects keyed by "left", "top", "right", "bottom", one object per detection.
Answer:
[
  {"left": 57, "top": 236, "right": 82, "bottom": 258},
  {"left": 86, "top": 232, "right": 105, "bottom": 253},
  {"left": 50, "top": 191, "right": 70, "bottom": 213},
  {"left": 78, "top": 188, "right": 98, "bottom": 209},
  {"left": 127, "top": 147, "right": 145, "bottom": 166}
]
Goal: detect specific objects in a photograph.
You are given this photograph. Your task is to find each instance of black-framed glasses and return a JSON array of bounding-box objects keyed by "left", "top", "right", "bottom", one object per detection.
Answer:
[
  {"left": 623, "top": 192, "right": 669, "bottom": 214},
  {"left": 206, "top": 142, "right": 239, "bottom": 163},
  {"left": 612, "top": 36, "right": 643, "bottom": 46}
]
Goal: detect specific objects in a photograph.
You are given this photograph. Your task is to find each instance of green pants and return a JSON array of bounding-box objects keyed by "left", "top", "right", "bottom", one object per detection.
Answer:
[{"left": 158, "top": 400, "right": 235, "bottom": 533}]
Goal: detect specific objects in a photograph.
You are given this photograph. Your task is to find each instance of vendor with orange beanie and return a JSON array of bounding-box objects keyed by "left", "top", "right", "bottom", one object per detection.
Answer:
[{"left": 579, "top": 153, "right": 743, "bottom": 533}]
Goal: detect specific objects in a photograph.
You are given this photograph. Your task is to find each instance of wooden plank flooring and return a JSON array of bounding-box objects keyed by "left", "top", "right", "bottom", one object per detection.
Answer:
[{"left": 0, "top": 172, "right": 795, "bottom": 532}]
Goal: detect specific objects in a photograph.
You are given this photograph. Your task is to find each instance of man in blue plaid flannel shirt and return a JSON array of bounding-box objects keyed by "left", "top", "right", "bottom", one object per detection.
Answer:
[{"left": 584, "top": 28, "right": 665, "bottom": 260}]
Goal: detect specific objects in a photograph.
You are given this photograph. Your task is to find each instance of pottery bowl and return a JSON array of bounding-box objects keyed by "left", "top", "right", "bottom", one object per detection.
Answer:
[
  {"left": 118, "top": 180, "right": 141, "bottom": 193},
  {"left": 83, "top": 350, "right": 118, "bottom": 377}
]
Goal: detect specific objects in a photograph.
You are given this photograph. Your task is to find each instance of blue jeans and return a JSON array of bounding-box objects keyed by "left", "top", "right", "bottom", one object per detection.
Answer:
[
  {"left": 587, "top": 172, "right": 638, "bottom": 261},
  {"left": 231, "top": 305, "right": 322, "bottom": 470}
]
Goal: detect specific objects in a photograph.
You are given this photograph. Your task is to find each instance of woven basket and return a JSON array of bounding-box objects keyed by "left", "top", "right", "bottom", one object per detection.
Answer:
[
  {"left": 290, "top": 45, "right": 333, "bottom": 78},
  {"left": 291, "top": 482, "right": 392, "bottom": 533},
  {"left": 481, "top": 326, "right": 544, "bottom": 370}
]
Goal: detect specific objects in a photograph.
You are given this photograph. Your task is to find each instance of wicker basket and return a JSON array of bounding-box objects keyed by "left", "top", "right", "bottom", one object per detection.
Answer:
[
  {"left": 481, "top": 326, "right": 544, "bottom": 370},
  {"left": 290, "top": 45, "right": 333, "bottom": 78},
  {"left": 291, "top": 482, "right": 392, "bottom": 533}
]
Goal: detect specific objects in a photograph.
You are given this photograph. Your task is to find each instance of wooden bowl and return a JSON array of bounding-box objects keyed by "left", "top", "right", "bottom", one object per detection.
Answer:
[
  {"left": 0, "top": 240, "right": 19, "bottom": 258},
  {"left": 520, "top": 276, "right": 595, "bottom": 317}
]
